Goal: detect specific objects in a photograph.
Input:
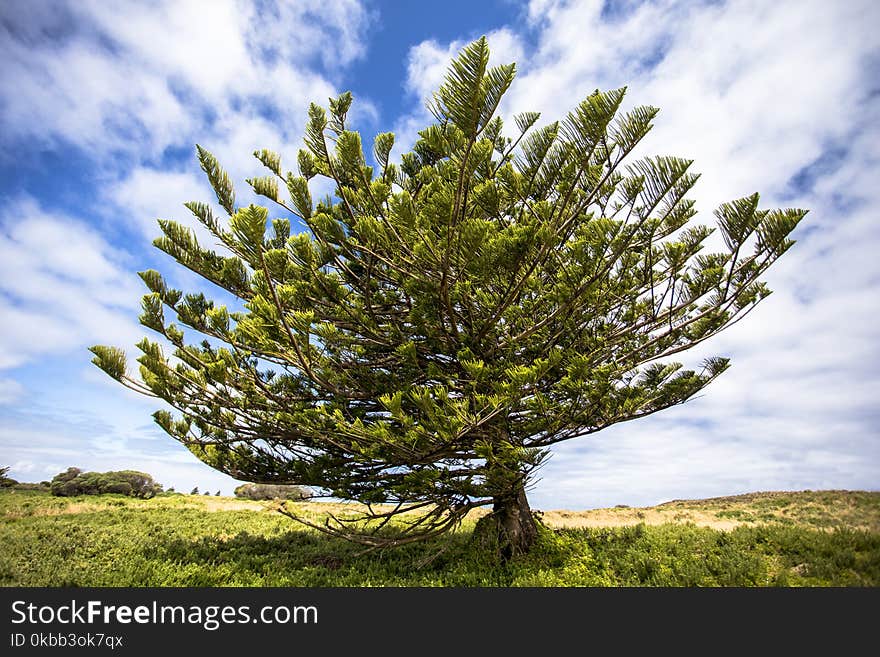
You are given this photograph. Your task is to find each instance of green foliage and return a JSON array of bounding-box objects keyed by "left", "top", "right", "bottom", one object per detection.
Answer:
[
  {"left": 91, "top": 37, "right": 807, "bottom": 550},
  {"left": 0, "top": 466, "right": 16, "bottom": 488},
  {"left": 0, "top": 490, "right": 877, "bottom": 587},
  {"left": 49, "top": 467, "right": 162, "bottom": 498},
  {"left": 682, "top": 490, "right": 880, "bottom": 530},
  {"left": 8, "top": 482, "right": 49, "bottom": 491},
  {"left": 234, "top": 483, "right": 310, "bottom": 501}
]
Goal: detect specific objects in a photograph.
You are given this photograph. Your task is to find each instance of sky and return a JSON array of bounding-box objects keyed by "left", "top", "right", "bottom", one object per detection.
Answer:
[{"left": 0, "top": 0, "right": 878, "bottom": 508}]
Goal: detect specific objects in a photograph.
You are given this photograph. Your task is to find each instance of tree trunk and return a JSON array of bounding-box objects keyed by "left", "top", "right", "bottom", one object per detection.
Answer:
[
  {"left": 496, "top": 485, "right": 538, "bottom": 558},
  {"left": 476, "top": 482, "right": 538, "bottom": 559}
]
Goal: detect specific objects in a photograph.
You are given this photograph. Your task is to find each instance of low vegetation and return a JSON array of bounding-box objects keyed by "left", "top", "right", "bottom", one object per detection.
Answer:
[
  {"left": 1, "top": 489, "right": 877, "bottom": 586},
  {"left": 48, "top": 467, "right": 163, "bottom": 499},
  {"left": 234, "top": 483, "right": 310, "bottom": 501}
]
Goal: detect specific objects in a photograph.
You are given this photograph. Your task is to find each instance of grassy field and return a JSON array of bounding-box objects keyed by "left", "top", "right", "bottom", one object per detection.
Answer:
[{"left": 1, "top": 489, "right": 878, "bottom": 586}]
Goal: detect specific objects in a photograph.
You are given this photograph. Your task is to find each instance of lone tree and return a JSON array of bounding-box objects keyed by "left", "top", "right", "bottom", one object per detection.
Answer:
[{"left": 91, "top": 38, "right": 806, "bottom": 557}]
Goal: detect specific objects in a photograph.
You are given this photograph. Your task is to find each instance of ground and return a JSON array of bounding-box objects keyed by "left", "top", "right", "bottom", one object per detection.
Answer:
[{"left": 1, "top": 489, "right": 878, "bottom": 586}]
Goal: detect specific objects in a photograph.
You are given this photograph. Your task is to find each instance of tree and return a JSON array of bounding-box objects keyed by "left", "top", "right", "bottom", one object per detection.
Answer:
[
  {"left": 190, "top": 487, "right": 199, "bottom": 495},
  {"left": 0, "top": 466, "right": 17, "bottom": 488},
  {"left": 49, "top": 468, "right": 162, "bottom": 498},
  {"left": 49, "top": 467, "right": 83, "bottom": 497},
  {"left": 91, "top": 37, "right": 806, "bottom": 557},
  {"left": 234, "top": 483, "right": 310, "bottom": 501}
]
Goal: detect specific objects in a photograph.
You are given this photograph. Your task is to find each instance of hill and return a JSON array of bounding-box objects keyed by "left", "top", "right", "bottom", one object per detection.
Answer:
[{"left": 1, "top": 489, "right": 877, "bottom": 586}]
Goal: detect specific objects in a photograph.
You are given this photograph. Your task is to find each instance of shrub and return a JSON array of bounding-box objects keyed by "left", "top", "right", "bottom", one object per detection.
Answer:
[
  {"left": 49, "top": 468, "right": 163, "bottom": 498},
  {"left": 12, "top": 482, "right": 50, "bottom": 491},
  {"left": 233, "top": 483, "right": 310, "bottom": 501}
]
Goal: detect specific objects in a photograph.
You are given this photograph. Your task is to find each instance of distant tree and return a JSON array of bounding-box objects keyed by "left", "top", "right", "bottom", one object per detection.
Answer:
[
  {"left": 109, "top": 471, "right": 163, "bottom": 498},
  {"left": 54, "top": 467, "right": 82, "bottom": 482},
  {"left": 91, "top": 37, "right": 807, "bottom": 556},
  {"left": 50, "top": 468, "right": 162, "bottom": 498},
  {"left": 190, "top": 486, "right": 199, "bottom": 495},
  {"left": 0, "top": 466, "right": 17, "bottom": 488},
  {"left": 234, "top": 483, "right": 310, "bottom": 501},
  {"left": 167, "top": 486, "right": 176, "bottom": 493},
  {"left": 215, "top": 490, "right": 221, "bottom": 496},
  {"left": 12, "top": 482, "right": 50, "bottom": 491},
  {"left": 49, "top": 467, "right": 83, "bottom": 497}
]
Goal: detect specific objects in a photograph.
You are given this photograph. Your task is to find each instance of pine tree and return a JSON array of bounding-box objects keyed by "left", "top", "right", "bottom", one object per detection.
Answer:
[{"left": 91, "top": 37, "right": 806, "bottom": 557}]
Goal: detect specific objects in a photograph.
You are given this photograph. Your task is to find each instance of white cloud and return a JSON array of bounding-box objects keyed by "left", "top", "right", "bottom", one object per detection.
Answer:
[
  {"left": 105, "top": 167, "right": 213, "bottom": 241},
  {"left": 0, "top": 198, "right": 144, "bottom": 370},
  {"left": 0, "top": 0, "right": 375, "bottom": 279},
  {"left": 0, "top": 0, "right": 376, "bottom": 316},
  {"left": 0, "top": 0, "right": 375, "bottom": 245},
  {"left": 0, "top": 0, "right": 372, "bottom": 163}
]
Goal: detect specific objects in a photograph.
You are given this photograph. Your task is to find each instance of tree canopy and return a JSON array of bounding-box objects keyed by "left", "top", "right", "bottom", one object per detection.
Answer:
[
  {"left": 49, "top": 467, "right": 163, "bottom": 498},
  {"left": 91, "top": 37, "right": 806, "bottom": 556}
]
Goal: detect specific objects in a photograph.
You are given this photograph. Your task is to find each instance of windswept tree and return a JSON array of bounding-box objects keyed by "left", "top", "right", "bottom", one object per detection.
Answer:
[
  {"left": 48, "top": 468, "right": 163, "bottom": 498},
  {"left": 0, "top": 466, "right": 16, "bottom": 488},
  {"left": 91, "top": 38, "right": 806, "bottom": 557}
]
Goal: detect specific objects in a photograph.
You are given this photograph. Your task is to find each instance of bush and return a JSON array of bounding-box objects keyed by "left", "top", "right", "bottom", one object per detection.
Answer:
[
  {"left": 12, "top": 482, "right": 50, "bottom": 491},
  {"left": 49, "top": 468, "right": 163, "bottom": 498},
  {"left": 234, "top": 483, "right": 309, "bottom": 501}
]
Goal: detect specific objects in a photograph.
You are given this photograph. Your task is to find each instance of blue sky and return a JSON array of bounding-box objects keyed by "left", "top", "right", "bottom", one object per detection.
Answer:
[{"left": 1, "top": 0, "right": 878, "bottom": 508}]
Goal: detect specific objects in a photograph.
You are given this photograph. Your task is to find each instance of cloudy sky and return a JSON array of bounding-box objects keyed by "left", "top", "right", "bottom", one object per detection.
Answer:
[{"left": 1, "top": 0, "right": 877, "bottom": 508}]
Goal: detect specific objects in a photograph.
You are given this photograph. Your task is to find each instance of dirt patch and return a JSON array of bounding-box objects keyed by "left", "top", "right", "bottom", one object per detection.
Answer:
[{"left": 539, "top": 507, "right": 742, "bottom": 531}]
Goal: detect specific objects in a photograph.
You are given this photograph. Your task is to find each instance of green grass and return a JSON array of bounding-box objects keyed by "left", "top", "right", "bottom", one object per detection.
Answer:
[
  {"left": 668, "top": 490, "right": 880, "bottom": 531},
  {"left": 1, "top": 489, "right": 878, "bottom": 586}
]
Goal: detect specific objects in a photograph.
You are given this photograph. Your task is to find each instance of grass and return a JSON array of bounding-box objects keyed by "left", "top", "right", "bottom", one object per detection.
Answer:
[{"left": 1, "top": 489, "right": 878, "bottom": 586}]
